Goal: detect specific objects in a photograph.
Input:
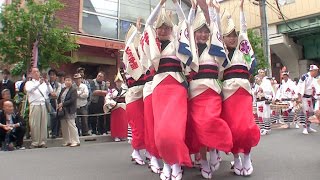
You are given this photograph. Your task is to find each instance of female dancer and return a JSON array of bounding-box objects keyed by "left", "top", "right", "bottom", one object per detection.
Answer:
[
  {"left": 220, "top": 0, "right": 260, "bottom": 176},
  {"left": 187, "top": 0, "right": 233, "bottom": 178},
  {"left": 143, "top": 0, "right": 192, "bottom": 179}
]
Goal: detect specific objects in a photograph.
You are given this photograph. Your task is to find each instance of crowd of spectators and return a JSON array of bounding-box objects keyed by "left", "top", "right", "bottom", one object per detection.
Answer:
[{"left": 0, "top": 67, "right": 112, "bottom": 151}]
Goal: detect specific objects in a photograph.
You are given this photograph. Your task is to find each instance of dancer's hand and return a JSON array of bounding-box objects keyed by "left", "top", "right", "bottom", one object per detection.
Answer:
[
  {"left": 191, "top": 0, "right": 197, "bottom": 9},
  {"left": 240, "top": 0, "right": 244, "bottom": 10},
  {"left": 172, "top": 0, "right": 177, "bottom": 3},
  {"left": 160, "top": 0, "right": 166, "bottom": 5},
  {"left": 136, "top": 18, "right": 142, "bottom": 32}
]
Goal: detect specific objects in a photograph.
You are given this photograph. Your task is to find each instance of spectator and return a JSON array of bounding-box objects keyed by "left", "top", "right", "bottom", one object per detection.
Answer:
[
  {"left": 0, "top": 89, "right": 13, "bottom": 109},
  {"left": 57, "top": 75, "right": 80, "bottom": 147},
  {"left": 48, "top": 69, "right": 62, "bottom": 138},
  {"left": 77, "top": 67, "right": 92, "bottom": 97},
  {"left": 57, "top": 71, "right": 66, "bottom": 89},
  {"left": 25, "top": 68, "right": 53, "bottom": 148},
  {"left": 89, "top": 72, "right": 107, "bottom": 135},
  {"left": 0, "top": 100, "right": 26, "bottom": 151},
  {"left": 73, "top": 73, "right": 89, "bottom": 136},
  {"left": 0, "top": 69, "right": 15, "bottom": 99},
  {"left": 15, "top": 73, "right": 27, "bottom": 93}
]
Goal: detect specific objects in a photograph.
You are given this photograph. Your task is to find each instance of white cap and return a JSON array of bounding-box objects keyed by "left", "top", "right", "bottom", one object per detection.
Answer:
[{"left": 309, "top": 65, "right": 319, "bottom": 71}]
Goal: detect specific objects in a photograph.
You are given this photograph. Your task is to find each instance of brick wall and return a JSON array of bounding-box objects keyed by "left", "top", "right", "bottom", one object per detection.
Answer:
[{"left": 56, "top": 0, "right": 80, "bottom": 32}]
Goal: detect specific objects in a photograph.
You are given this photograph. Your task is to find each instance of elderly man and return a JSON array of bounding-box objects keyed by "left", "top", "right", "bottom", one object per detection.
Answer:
[
  {"left": 0, "top": 100, "right": 25, "bottom": 151},
  {"left": 297, "top": 65, "right": 319, "bottom": 134},
  {"left": 73, "top": 73, "right": 89, "bottom": 136},
  {"left": 25, "top": 67, "right": 53, "bottom": 148}
]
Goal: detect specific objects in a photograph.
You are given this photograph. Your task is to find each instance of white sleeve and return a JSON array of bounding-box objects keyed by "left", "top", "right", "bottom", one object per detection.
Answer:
[
  {"left": 46, "top": 84, "right": 53, "bottom": 94},
  {"left": 25, "top": 81, "right": 40, "bottom": 93},
  {"left": 276, "top": 86, "right": 282, "bottom": 100},
  {"left": 146, "top": 3, "right": 162, "bottom": 25},
  {"left": 240, "top": 10, "right": 247, "bottom": 34},
  {"left": 79, "top": 85, "right": 89, "bottom": 99},
  {"left": 208, "top": 6, "right": 216, "bottom": 24},
  {"left": 298, "top": 79, "right": 305, "bottom": 96},
  {"left": 187, "top": 8, "right": 196, "bottom": 25},
  {"left": 174, "top": 1, "right": 186, "bottom": 22}
]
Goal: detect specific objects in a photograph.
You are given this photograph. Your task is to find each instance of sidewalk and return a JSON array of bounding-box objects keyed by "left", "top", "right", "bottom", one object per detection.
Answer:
[{"left": 23, "top": 134, "right": 114, "bottom": 148}]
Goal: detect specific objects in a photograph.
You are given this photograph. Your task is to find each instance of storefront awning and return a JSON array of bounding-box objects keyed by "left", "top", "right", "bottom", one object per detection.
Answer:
[{"left": 76, "top": 35, "right": 125, "bottom": 50}]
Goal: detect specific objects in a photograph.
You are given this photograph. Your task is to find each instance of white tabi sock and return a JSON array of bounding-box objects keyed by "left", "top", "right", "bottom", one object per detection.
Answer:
[
  {"left": 243, "top": 154, "right": 253, "bottom": 176},
  {"left": 162, "top": 162, "right": 171, "bottom": 176},
  {"left": 150, "top": 156, "right": 161, "bottom": 174},
  {"left": 171, "top": 164, "right": 182, "bottom": 176},
  {"left": 209, "top": 149, "right": 220, "bottom": 171}
]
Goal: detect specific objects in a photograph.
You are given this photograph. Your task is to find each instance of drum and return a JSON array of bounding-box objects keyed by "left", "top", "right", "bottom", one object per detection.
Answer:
[{"left": 270, "top": 103, "right": 289, "bottom": 112}]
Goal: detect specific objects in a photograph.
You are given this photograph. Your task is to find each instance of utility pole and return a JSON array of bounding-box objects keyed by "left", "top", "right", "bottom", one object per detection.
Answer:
[{"left": 258, "top": 0, "right": 272, "bottom": 77}]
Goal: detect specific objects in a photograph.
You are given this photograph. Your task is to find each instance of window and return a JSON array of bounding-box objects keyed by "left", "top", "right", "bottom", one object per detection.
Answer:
[
  {"left": 119, "top": 20, "right": 132, "bottom": 40},
  {"left": 82, "top": 0, "right": 119, "bottom": 39},
  {"left": 82, "top": 12, "right": 118, "bottom": 39},
  {"left": 82, "top": 0, "right": 190, "bottom": 40},
  {"left": 83, "top": 0, "right": 118, "bottom": 17},
  {"left": 120, "top": 0, "right": 150, "bottom": 22}
]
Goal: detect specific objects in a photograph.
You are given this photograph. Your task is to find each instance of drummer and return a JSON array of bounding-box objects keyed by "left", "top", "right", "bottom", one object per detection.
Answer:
[
  {"left": 276, "top": 71, "right": 299, "bottom": 128},
  {"left": 256, "top": 69, "right": 275, "bottom": 135}
]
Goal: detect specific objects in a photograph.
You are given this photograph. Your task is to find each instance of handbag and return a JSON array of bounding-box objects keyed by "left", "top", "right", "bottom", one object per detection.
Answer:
[
  {"left": 56, "top": 108, "right": 66, "bottom": 119},
  {"left": 37, "top": 87, "right": 54, "bottom": 114}
]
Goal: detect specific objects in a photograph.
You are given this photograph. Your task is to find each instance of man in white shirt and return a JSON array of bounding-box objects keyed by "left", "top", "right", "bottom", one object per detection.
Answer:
[
  {"left": 297, "top": 65, "right": 318, "bottom": 134},
  {"left": 73, "top": 73, "right": 89, "bottom": 136},
  {"left": 25, "top": 68, "right": 53, "bottom": 148}
]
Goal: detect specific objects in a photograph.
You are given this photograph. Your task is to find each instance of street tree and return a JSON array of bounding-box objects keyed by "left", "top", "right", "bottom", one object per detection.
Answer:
[
  {"left": 0, "top": 0, "right": 79, "bottom": 75},
  {"left": 248, "top": 29, "right": 269, "bottom": 75}
]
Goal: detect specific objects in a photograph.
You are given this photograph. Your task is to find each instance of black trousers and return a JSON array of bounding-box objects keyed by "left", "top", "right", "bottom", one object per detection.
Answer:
[
  {"left": 50, "top": 114, "right": 60, "bottom": 137},
  {"left": 105, "top": 114, "right": 111, "bottom": 132},
  {"left": 0, "top": 127, "right": 25, "bottom": 147},
  {"left": 89, "top": 103, "right": 105, "bottom": 135},
  {"left": 76, "top": 106, "right": 89, "bottom": 135}
]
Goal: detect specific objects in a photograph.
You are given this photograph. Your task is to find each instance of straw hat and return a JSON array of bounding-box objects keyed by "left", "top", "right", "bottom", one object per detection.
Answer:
[
  {"left": 114, "top": 70, "right": 124, "bottom": 82},
  {"left": 220, "top": 10, "right": 235, "bottom": 36},
  {"left": 154, "top": 6, "right": 174, "bottom": 29},
  {"left": 125, "top": 25, "right": 140, "bottom": 48}
]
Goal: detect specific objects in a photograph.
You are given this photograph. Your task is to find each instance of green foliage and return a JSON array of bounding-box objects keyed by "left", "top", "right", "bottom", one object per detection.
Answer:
[
  {"left": 0, "top": 0, "right": 79, "bottom": 76},
  {"left": 248, "top": 29, "right": 269, "bottom": 75}
]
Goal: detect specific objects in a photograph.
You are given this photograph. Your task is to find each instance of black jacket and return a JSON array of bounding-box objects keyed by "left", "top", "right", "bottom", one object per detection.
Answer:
[
  {"left": 0, "top": 110, "right": 25, "bottom": 127},
  {"left": 58, "top": 87, "right": 77, "bottom": 115}
]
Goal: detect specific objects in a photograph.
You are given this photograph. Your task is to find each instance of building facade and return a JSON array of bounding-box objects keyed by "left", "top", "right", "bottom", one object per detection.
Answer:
[
  {"left": 56, "top": 0, "right": 191, "bottom": 80},
  {"left": 220, "top": 0, "right": 320, "bottom": 80}
]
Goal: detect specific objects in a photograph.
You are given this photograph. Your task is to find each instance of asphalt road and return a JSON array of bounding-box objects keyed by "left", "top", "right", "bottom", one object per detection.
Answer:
[{"left": 1, "top": 125, "right": 320, "bottom": 180}]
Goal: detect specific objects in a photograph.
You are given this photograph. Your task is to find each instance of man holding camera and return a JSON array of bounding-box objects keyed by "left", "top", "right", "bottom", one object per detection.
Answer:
[{"left": 25, "top": 68, "right": 53, "bottom": 148}]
